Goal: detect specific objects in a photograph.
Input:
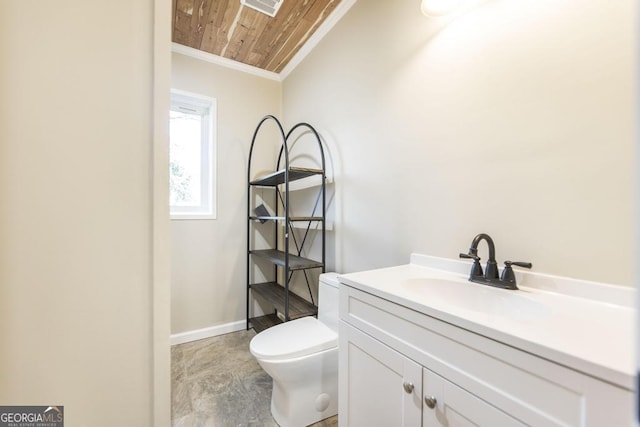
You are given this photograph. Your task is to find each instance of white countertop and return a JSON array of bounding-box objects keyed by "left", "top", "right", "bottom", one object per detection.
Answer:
[{"left": 338, "top": 254, "right": 636, "bottom": 390}]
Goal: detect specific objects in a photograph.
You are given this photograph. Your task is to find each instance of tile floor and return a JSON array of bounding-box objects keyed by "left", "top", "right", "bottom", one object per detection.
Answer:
[{"left": 172, "top": 329, "right": 338, "bottom": 427}]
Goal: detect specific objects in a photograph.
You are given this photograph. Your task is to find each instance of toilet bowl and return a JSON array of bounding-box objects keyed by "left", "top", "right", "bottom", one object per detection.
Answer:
[{"left": 250, "top": 272, "right": 340, "bottom": 427}]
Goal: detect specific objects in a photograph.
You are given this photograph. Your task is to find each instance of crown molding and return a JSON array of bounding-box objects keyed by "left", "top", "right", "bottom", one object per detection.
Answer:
[
  {"left": 171, "top": 0, "right": 358, "bottom": 81},
  {"left": 171, "top": 43, "right": 282, "bottom": 81}
]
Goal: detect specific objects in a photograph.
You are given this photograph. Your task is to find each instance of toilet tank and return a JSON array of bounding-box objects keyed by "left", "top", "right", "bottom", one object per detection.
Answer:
[{"left": 318, "top": 272, "right": 341, "bottom": 333}]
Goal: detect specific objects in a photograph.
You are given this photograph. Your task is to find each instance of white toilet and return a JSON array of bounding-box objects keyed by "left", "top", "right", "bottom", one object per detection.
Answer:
[{"left": 250, "top": 272, "right": 340, "bottom": 427}]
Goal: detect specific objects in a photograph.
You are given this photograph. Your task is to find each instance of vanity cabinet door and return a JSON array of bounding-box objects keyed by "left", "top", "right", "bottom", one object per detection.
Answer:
[
  {"left": 339, "top": 322, "right": 423, "bottom": 427},
  {"left": 422, "top": 368, "right": 525, "bottom": 427}
]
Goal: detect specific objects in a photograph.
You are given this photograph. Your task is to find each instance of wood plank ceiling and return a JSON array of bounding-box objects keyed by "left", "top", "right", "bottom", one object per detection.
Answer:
[{"left": 172, "top": 0, "right": 342, "bottom": 74}]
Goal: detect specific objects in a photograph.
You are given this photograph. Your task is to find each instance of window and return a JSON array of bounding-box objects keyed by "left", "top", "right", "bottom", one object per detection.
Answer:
[{"left": 169, "top": 90, "right": 216, "bottom": 219}]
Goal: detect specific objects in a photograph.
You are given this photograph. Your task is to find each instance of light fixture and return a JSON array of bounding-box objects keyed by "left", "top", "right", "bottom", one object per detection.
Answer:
[{"left": 420, "top": 0, "right": 466, "bottom": 17}]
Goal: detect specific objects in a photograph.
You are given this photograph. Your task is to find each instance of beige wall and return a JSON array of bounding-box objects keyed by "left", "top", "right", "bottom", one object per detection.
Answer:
[
  {"left": 171, "top": 53, "right": 281, "bottom": 334},
  {"left": 283, "top": 0, "right": 636, "bottom": 285},
  {"left": 0, "top": 1, "right": 168, "bottom": 426}
]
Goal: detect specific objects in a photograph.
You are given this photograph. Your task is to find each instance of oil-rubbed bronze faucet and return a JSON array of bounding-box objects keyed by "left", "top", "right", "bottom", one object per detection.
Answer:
[{"left": 459, "top": 233, "right": 531, "bottom": 290}]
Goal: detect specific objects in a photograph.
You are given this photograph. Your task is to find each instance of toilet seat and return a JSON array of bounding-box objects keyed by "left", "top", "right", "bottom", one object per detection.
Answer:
[{"left": 250, "top": 316, "right": 338, "bottom": 361}]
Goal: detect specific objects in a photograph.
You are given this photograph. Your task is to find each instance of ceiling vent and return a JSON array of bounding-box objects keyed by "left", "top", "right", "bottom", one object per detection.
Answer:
[{"left": 241, "top": 0, "right": 284, "bottom": 17}]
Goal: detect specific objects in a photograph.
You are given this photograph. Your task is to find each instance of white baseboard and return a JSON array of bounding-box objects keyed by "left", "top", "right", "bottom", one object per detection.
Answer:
[{"left": 170, "top": 320, "right": 246, "bottom": 346}]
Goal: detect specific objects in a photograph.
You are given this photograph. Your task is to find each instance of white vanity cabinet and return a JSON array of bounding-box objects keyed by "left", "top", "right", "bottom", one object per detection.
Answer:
[
  {"left": 340, "top": 320, "right": 523, "bottom": 427},
  {"left": 338, "top": 283, "right": 634, "bottom": 427},
  {"left": 340, "top": 321, "right": 422, "bottom": 426},
  {"left": 422, "top": 367, "right": 524, "bottom": 426}
]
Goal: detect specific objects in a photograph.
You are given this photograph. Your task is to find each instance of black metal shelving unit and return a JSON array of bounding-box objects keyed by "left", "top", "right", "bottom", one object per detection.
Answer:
[{"left": 246, "top": 116, "right": 326, "bottom": 333}]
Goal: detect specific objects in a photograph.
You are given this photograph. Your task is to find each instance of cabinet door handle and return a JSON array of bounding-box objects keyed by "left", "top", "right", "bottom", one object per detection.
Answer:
[
  {"left": 424, "top": 396, "right": 437, "bottom": 409},
  {"left": 402, "top": 382, "right": 414, "bottom": 394}
]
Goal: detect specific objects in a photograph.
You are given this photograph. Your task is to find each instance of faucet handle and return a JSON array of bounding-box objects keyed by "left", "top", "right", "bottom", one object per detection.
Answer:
[
  {"left": 460, "top": 253, "right": 483, "bottom": 277},
  {"left": 500, "top": 260, "right": 532, "bottom": 284},
  {"left": 505, "top": 261, "right": 532, "bottom": 269}
]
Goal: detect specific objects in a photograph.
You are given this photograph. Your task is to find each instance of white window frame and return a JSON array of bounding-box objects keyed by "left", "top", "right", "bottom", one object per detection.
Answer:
[{"left": 169, "top": 89, "right": 217, "bottom": 220}]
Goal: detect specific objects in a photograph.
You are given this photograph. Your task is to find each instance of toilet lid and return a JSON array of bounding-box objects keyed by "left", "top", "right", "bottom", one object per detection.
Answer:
[{"left": 250, "top": 316, "right": 338, "bottom": 361}]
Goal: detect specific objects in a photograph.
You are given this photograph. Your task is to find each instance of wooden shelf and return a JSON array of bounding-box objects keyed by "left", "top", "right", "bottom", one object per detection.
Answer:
[
  {"left": 249, "top": 313, "right": 282, "bottom": 334},
  {"left": 250, "top": 167, "right": 323, "bottom": 187},
  {"left": 250, "top": 282, "right": 317, "bottom": 321},
  {"left": 250, "top": 249, "right": 323, "bottom": 271}
]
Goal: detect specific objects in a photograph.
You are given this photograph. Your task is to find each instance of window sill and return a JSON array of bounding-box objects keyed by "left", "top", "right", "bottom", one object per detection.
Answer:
[{"left": 170, "top": 213, "right": 216, "bottom": 220}]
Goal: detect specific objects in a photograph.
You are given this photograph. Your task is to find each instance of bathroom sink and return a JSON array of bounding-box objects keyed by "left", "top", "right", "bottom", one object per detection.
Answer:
[
  {"left": 338, "top": 253, "right": 636, "bottom": 391},
  {"left": 398, "top": 277, "right": 549, "bottom": 321}
]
